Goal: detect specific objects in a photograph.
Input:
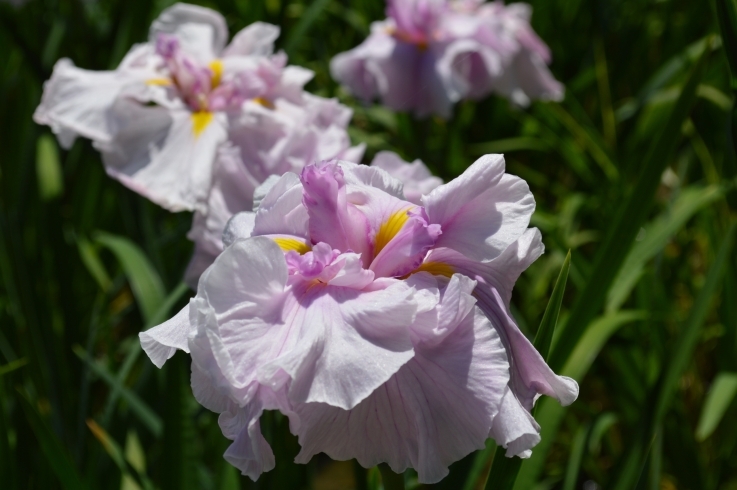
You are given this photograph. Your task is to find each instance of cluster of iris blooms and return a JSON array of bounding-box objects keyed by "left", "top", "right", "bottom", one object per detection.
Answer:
[{"left": 34, "top": 1, "right": 575, "bottom": 483}]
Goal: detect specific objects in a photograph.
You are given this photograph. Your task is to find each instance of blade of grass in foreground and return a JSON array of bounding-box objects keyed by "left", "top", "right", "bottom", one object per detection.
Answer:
[
  {"left": 547, "top": 42, "right": 712, "bottom": 373},
  {"left": 482, "top": 252, "right": 570, "bottom": 490},
  {"left": 612, "top": 222, "right": 735, "bottom": 489},
  {"left": 513, "top": 310, "right": 647, "bottom": 490}
]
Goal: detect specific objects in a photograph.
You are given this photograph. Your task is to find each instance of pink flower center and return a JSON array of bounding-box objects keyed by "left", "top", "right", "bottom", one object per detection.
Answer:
[{"left": 155, "top": 35, "right": 265, "bottom": 113}]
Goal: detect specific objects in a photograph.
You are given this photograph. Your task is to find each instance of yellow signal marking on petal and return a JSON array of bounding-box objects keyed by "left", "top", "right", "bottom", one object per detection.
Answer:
[
  {"left": 208, "top": 59, "right": 223, "bottom": 88},
  {"left": 191, "top": 111, "right": 214, "bottom": 137},
  {"left": 253, "top": 97, "right": 274, "bottom": 109},
  {"left": 146, "top": 78, "right": 171, "bottom": 86},
  {"left": 374, "top": 207, "right": 413, "bottom": 257},
  {"left": 273, "top": 238, "right": 311, "bottom": 255},
  {"left": 411, "top": 262, "right": 455, "bottom": 278}
]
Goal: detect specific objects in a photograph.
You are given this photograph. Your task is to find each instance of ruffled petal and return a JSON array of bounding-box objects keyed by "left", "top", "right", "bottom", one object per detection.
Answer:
[
  {"left": 423, "top": 154, "right": 534, "bottom": 262},
  {"left": 252, "top": 172, "right": 309, "bottom": 238},
  {"left": 33, "top": 59, "right": 138, "bottom": 148},
  {"left": 219, "top": 397, "right": 275, "bottom": 480},
  {"left": 490, "top": 386, "right": 541, "bottom": 458},
  {"left": 185, "top": 144, "right": 260, "bottom": 286},
  {"left": 330, "top": 30, "right": 395, "bottom": 102},
  {"left": 149, "top": 3, "right": 228, "bottom": 61},
  {"left": 223, "top": 22, "right": 279, "bottom": 57},
  {"left": 369, "top": 208, "right": 441, "bottom": 278},
  {"left": 98, "top": 103, "right": 227, "bottom": 212},
  {"left": 436, "top": 38, "right": 501, "bottom": 101},
  {"left": 369, "top": 151, "right": 442, "bottom": 205},
  {"left": 300, "top": 161, "right": 370, "bottom": 256},
  {"left": 424, "top": 229, "right": 578, "bottom": 410},
  {"left": 294, "top": 305, "right": 509, "bottom": 484},
  {"left": 139, "top": 303, "right": 192, "bottom": 368},
  {"left": 258, "top": 279, "right": 416, "bottom": 410}
]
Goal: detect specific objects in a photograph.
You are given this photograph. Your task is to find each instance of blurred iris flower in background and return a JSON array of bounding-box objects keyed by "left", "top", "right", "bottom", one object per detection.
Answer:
[{"left": 330, "top": 0, "right": 563, "bottom": 118}]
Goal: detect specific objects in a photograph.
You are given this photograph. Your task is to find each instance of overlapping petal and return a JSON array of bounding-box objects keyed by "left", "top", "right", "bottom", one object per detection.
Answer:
[
  {"left": 331, "top": 0, "right": 563, "bottom": 117},
  {"left": 142, "top": 155, "right": 577, "bottom": 481}
]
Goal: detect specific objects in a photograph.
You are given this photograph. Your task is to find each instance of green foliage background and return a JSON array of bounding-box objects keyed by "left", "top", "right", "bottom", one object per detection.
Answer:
[{"left": 1, "top": 0, "right": 736, "bottom": 488}]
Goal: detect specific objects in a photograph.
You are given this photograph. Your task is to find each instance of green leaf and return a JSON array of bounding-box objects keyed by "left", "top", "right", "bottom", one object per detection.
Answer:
[
  {"left": 484, "top": 449, "right": 522, "bottom": 490},
  {"left": 514, "top": 311, "right": 646, "bottom": 490},
  {"left": 695, "top": 372, "right": 737, "bottom": 441},
  {"left": 378, "top": 464, "right": 405, "bottom": 490},
  {"left": 283, "top": 0, "right": 332, "bottom": 56},
  {"left": 161, "top": 353, "right": 197, "bottom": 490},
  {"left": 607, "top": 185, "right": 722, "bottom": 312},
  {"left": 562, "top": 424, "right": 589, "bottom": 490},
  {"left": 548, "top": 42, "right": 712, "bottom": 372},
  {"left": 94, "top": 232, "right": 166, "bottom": 324},
  {"left": 35, "top": 134, "right": 64, "bottom": 201},
  {"left": 534, "top": 250, "right": 571, "bottom": 359},
  {"left": 462, "top": 439, "right": 495, "bottom": 490},
  {"left": 86, "top": 420, "right": 154, "bottom": 490},
  {"left": 716, "top": 0, "right": 737, "bottom": 88},
  {"left": 612, "top": 223, "right": 735, "bottom": 489},
  {"left": 77, "top": 237, "right": 113, "bottom": 292},
  {"left": 484, "top": 255, "right": 572, "bottom": 490},
  {"left": 538, "top": 102, "right": 619, "bottom": 181},
  {"left": 469, "top": 137, "right": 551, "bottom": 155},
  {"left": 615, "top": 36, "right": 716, "bottom": 122},
  {"left": 102, "top": 282, "right": 190, "bottom": 426},
  {"left": 73, "top": 346, "right": 163, "bottom": 437},
  {"left": 0, "top": 357, "right": 27, "bottom": 377},
  {"left": 16, "top": 390, "right": 87, "bottom": 490}
]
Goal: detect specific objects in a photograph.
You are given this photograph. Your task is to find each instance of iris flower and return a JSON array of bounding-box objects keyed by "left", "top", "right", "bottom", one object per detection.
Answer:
[
  {"left": 140, "top": 155, "right": 578, "bottom": 482},
  {"left": 33, "top": 3, "right": 362, "bottom": 283},
  {"left": 330, "top": 0, "right": 563, "bottom": 117}
]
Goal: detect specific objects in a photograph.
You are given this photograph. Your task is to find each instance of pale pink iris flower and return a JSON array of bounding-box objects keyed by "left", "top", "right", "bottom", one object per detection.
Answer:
[
  {"left": 140, "top": 154, "right": 578, "bottom": 482},
  {"left": 33, "top": 3, "right": 363, "bottom": 284},
  {"left": 330, "top": 0, "right": 564, "bottom": 117},
  {"left": 186, "top": 149, "right": 433, "bottom": 286}
]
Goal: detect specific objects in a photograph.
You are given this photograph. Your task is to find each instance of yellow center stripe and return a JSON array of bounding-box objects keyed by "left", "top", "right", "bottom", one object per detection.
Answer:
[
  {"left": 273, "top": 238, "right": 311, "bottom": 255},
  {"left": 208, "top": 59, "right": 223, "bottom": 88},
  {"left": 146, "top": 78, "right": 171, "bottom": 86},
  {"left": 411, "top": 262, "right": 454, "bottom": 278},
  {"left": 253, "top": 97, "right": 274, "bottom": 109},
  {"left": 191, "top": 111, "right": 214, "bottom": 137},
  {"left": 374, "top": 208, "right": 412, "bottom": 257}
]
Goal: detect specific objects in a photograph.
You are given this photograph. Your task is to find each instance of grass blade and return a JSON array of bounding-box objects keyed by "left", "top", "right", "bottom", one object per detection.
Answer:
[
  {"left": 548, "top": 42, "right": 712, "bottom": 372},
  {"left": 484, "top": 254, "right": 571, "bottom": 489},
  {"left": 94, "top": 231, "right": 166, "bottom": 324},
  {"left": 35, "top": 134, "right": 64, "bottom": 201},
  {"left": 77, "top": 237, "right": 113, "bottom": 292},
  {"left": 607, "top": 185, "right": 723, "bottom": 312},
  {"left": 534, "top": 250, "right": 571, "bottom": 358},
  {"left": 73, "top": 345, "right": 163, "bottom": 437},
  {"left": 283, "top": 0, "right": 332, "bottom": 56},
  {"left": 716, "top": 0, "right": 737, "bottom": 87},
  {"left": 17, "top": 390, "right": 88, "bottom": 490},
  {"left": 462, "top": 440, "right": 495, "bottom": 490},
  {"left": 161, "top": 353, "right": 197, "bottom": 490},
  {"left": 514, "top": 311, "right": 646, "bottom": 490},
  {"left": 378, "top": 464, "right": 405, "bottom": 490},
  {"left": 87, "top": 420, "right": 154, "bottom": 490},
  {"left": 562, "top": 424, "right": 589, "bottom": 490},
  {"left": 612, "top": 222, "right": 735, "bottom": 489},
  {"left": 101, "top": 281, "right": 190, "bottom": 425},
  {"left": 695, "top": 372, "right": 737, "bottom": 441}
]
